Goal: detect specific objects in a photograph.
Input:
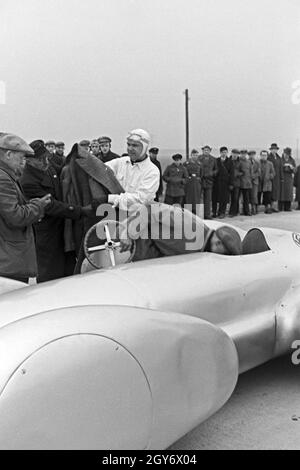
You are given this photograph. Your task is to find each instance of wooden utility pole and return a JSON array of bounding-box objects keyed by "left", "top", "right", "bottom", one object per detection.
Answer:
[{"left": 185, "top": 89, "right": 190, "bottom": 160}]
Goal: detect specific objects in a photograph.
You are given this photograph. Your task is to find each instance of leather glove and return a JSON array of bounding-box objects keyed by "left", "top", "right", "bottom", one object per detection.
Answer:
[{"left": 120, "top": 238, "right": 133, "bottom": 253}]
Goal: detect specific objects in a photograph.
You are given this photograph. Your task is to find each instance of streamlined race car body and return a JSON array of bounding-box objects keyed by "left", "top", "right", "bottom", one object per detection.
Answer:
[{"left": 0, "top": 221, "right": 299, "bottom": 449}]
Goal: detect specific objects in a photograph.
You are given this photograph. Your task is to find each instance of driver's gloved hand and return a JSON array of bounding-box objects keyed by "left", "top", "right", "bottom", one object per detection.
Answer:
[{"left": 120, "top": 238, "right": 133, "bottom": 253}]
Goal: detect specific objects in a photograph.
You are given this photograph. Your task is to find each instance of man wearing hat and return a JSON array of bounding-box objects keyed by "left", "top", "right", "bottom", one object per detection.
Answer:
[
  {"left": 90, "top": 139, "right": 101, "bottom": 159},
  {"left": 268, "top": 143, "right": 283, "bottom": 212},
  {"left": 239, "top": 150, "right": 252, "bottom": 216},
  {"left": 98, "top": 136, "right": 120, "bottom": 163},
  {"left": 48, "top": 141, "right": 66, "bottom": 176},
  {"left": 198, "top": 146, "right": 218, "bottom": 219},
  {"left": 212, "top": 147, "right": 233, "bottom": 219},
  {"left": 45, "top": 140, "right": 56, "bottom": 155},
  {"left": 183, "top": 149, "right": 202, "bottom": 215},
  {"left": 149, "top": 147, "right": 163, "bottom": 201},
  {"left": 258, "top": 150, "right": 275, "bottom": 214},
  {"left": 0, "top": 133, "right": 51, "bottom": 283},
  {"left": 79, "top": 140, "right": 91, "bottom": 152},
  {"left": 20, "top": 140, "right": 94, "bottom": 282},
  {"left": 163, "top": 154, "right": 188, "bottom": 207},
  {"left": 248, "top": 150, "right": 261, "bottom": 215},
  {"left": 279, "top": 147, "right": 296, "bottom": 211},
  {"left": 229, "top": 149, "right": 243, "bottom": 217}
]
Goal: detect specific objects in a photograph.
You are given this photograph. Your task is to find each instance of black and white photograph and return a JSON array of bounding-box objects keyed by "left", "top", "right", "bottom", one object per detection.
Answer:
[{"left": 0, "top": 0, "right": 300, "bottom": 453}]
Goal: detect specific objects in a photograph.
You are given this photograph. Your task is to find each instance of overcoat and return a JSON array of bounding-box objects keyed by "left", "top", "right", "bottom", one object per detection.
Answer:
[
  {"left": 280, "top": 156, "right": 296, "bottom": 202},
  {"left": 163, "top": 163, "right": 188, "bottom": 197},
  {"left": 239, "top": 159, "right": 253, "bottom": 189},
  {"left": 268, "top": 153, "right": 282, "bottom": 201},
  {"left": 198, "top": 155, "right": 218, "bottom": 189},
  {"left": 230, "top": 158, "right": 243, "bottom": 188},
  {"left": 213, "top": 157, "right": 234, "bottom": 204},
  {"left": 294, "top": 165, "right": 300, "bottom": 202},
  {"left": 20, "top": 163, "right": 83, "bottom": 282},
  {"left": 183, "top": 160, "right": 202, "bottom": 210},
  {"left": 61, "top": 144, "right": 124, "bottom": 254},
  {"left": 0, "top": 161, "right": 44, "bottom": 278},
  {"left": 258, "top": 160, "right": 275, "bottom": 192}
]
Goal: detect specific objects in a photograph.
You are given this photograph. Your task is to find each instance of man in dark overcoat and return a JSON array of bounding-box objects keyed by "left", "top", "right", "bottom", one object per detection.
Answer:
[
  {"left": 212, "top": 147, "right": 233, "bottom": 219},
  {"left": 0, "top": 134, "right": 51, "bottom": 283},
  {"left": 183, "top": 149, "right": 202, "bottom": 215},
  {"left": 198, "top": 145, "right": 218, "bottom": 220},
  {"left": 268, "top": 143, "right": 282, "bottom": 212},
  {"left": 48, "top": 141, "right": 66, "bottom": 176},
  {"left": 239, "top": 150, "right": 252, "bottom": 216},
  {"left": 20, "top": 140, "right": 93, "bottom": 283},
  {"left": 229, "top": 149, "right": 243, "bottom": 217},
  {"left": 163, "top": 154, "right": 188, "bottom": 207}
]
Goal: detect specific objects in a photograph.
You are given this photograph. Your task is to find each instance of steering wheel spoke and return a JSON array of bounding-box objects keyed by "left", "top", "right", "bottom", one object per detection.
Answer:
[
  {"left": 108, "top": 249, "right": 116, "bottom": 267},
  {"left": 104, "top": 224, "right": 113, "bottom": 244},
  {"left": 87, "top": 244, "right": 107, "bottom": 253}
]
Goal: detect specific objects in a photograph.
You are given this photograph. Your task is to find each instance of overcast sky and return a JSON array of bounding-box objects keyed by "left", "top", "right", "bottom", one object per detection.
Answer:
[{"left": 1, "top": 0, "right": 300, "bottom": 153}]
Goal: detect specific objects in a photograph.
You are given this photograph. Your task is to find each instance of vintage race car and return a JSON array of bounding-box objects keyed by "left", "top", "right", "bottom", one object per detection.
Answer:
[{"left": 0, "top": 220, "right": 299, "bottom": 449}]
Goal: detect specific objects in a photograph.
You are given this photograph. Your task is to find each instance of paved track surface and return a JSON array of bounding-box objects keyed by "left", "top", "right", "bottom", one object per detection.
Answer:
[{"left": 171, "top": 210, "right": 300, "bottom": 450}]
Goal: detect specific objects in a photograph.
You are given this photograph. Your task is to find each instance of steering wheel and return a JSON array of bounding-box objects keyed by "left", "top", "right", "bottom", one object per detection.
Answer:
[{"left": 83, "top": 219, "right": 135, "bottom": 271}]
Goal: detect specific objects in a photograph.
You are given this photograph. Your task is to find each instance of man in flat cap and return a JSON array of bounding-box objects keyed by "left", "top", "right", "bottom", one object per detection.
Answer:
[
  {"left": 248, "top": 150, "right": 260, "bottom": 215},
  {"left": 0, "top": 133, "right": 51, "bottom": 283},
  {"left": 90, "top": 139, "right": 101, "bottom": 159},
  {"left": 20, "top": 140, "right": 93, "bottom": 282},
  {"left": 183, "top": 149, "right": 202, "bottom": 214},
  {"left": 98, "top": 136, "right": 120, "bottom": 163},
  {"left": 212, "top": 146, "right": 234, "bottom": 219},
  {"left": 268, "top": 143, "right": 282, "bottom": 212},
  {"left": 45, "top": 140, "right": 56, "bottom": 155},
  {"left": 48, "top": 141, "right": 66, "bottom": 176},
  {"left": 258, "top": 150, "right": 275, "bottom": 214},
  {"left": 239, "top": 149, "right": 253, "bottom": 215},
  {"left": 149, "top": 147, "right": 163, "bottom": 201},
  {"left": 228, "top": 149, "right": 243, "bottom": 217},
  {"left": 78, "top": 140, "right": 91, "bottom": 153},
  {"left": 163, "top": 154, "right": 188, "bottom": 207},
  {"left": 198, "top": 146, "right": 218, "bottom": 219}
]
